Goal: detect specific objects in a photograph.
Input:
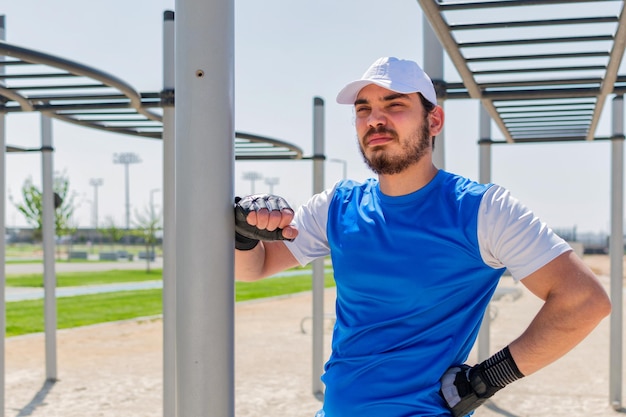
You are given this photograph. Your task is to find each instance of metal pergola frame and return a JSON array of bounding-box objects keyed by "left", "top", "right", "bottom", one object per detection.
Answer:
[
  {"left": 0, "top": 39, "right": 303, "bottom": 158},
  {"left": 419, "top": 0, "right": 626, "bottom": 143},
  {"left": 0, "top": 11, "right": 305, "bottom": 417},
  {"left": 418, "top": 0, "right": 626, "bottom": 411}
]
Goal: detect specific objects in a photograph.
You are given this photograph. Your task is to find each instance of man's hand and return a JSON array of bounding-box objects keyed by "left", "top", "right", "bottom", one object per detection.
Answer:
[
  {"left": 234, "top": 194, "right": 297, "bottom": 250},
  {"left": 440, "top": 346, "right": 523, "bottom": 417}
]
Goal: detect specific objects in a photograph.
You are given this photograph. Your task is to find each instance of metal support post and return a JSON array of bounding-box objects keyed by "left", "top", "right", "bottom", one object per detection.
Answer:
[
  {"left": 162, "top": 9, "right": 176, "bottom": 417},
  {"left": 312, "top": 97, "right": 326, "bottom": 400},
  {"left": 41, "top": 114, "right": 57, "bottom": 381},
  {"left": 175, "top": 0, "right": 235, "bottom": 416},
  {"left": 477, "top": 105, "right": 492, "bottom": 362},
  {"left": 423, "top": 14, "right": 445, "bottom": 169},
  {"left": 610, "top": 95, "right": 624, "bottom": 411}
]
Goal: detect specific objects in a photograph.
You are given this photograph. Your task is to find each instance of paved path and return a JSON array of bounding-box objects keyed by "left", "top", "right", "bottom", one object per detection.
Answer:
[
  {"left": 6, "top": 258, "right": 163, "bottom": 275},
  {"left": 5, "top": 259, "right": 164, "bottom": 302},
  {"left": 6, "top": 281, "right": 164, "bottom": 302},
  {"left": 5, "top": 260, "right": 332, "bottom": 302}
]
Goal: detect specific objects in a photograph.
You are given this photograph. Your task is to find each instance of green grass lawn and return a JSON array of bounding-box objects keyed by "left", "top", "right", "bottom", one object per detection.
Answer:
[
  {"left": 6, "top": 269, "right": 164, "bottom": 287},
  {"left": 6, "top": 272, "right": 336, "bottom": 337}
]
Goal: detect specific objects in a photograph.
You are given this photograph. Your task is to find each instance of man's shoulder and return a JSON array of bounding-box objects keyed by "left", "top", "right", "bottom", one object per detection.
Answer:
[{"left": 440, "top": 170, "right": 492, "bottom": 198}]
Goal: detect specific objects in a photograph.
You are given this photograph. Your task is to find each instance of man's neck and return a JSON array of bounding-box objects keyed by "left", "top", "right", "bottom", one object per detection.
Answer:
[{"left": 378, "top": 161, "right": 439, "bottom": 197}]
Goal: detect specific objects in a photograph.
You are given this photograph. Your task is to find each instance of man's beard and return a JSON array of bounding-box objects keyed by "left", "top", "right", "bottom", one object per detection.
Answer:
[{"left": 359, "top": 123, "right": 432, "bottom": 175}]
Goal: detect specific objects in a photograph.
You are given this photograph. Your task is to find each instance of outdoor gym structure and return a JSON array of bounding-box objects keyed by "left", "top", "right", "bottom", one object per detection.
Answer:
[{"left": 1, "top": 1, "right": 626, "bottom": 416}]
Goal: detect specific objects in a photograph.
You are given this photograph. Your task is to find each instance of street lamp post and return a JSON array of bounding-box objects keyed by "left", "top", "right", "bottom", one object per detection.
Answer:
[
  {"left": 243, "top": 171, "right": 263, "bottom": 194},
  {"left": 113, "top": 152, "right": 142, "bottom": 243},
  {"left": 89, "top": 178, "right": 103, "bottom": 229},
  {"left": 330, "top": 158, "right": 348, "bottom": 179},
  {"left": 150, "top": 188, "right": 161, "bottom": 261},
  {"left": 264, "top": 177, "right": 279, "bottom": 194}
]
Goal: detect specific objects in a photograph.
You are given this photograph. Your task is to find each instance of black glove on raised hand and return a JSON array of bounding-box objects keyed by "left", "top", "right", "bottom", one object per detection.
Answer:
[
  {"left": 234, "top": 194, "right": 294, "bottom": 251},
  {"left": 440, "top": 346, "right": 524, "bottom": 417}
]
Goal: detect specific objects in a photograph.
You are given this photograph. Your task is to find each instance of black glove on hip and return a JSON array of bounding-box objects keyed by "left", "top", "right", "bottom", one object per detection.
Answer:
[{"left": 440, "top": 346, "right": 524, "bottom": 417}]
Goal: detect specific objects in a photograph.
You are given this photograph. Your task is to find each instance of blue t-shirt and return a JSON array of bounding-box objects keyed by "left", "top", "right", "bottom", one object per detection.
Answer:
[{"left": 285, "top": 170, "right": 570, "bottom": 416}]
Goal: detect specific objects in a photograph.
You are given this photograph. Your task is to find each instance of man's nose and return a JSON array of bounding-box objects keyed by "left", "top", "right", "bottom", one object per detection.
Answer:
[{"left": 367, "top": 108, "right": 387, "bottom": 128}]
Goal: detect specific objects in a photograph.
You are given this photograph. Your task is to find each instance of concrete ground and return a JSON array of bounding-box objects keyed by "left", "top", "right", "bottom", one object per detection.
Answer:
[{"left": 3, "top": 255, "right": 624, "bottom": 416}]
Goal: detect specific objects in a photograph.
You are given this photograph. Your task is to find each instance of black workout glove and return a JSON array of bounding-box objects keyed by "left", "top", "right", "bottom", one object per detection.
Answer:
[
  {"left": 440, "top": 346, "right": 524, "bottom": 417},
  {"left": 234, "top": 194, "right": 294, "bottom": 251}
]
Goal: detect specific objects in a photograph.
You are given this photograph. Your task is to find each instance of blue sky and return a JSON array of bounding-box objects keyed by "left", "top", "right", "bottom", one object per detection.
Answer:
[{"left": 1, "top": 0, "right": 618, "bottom": 234}]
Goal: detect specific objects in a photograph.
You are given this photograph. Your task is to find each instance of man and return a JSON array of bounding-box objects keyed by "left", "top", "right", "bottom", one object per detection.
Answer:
[{"left": 234, "top": 57, "right": 611, "bottom": 416}]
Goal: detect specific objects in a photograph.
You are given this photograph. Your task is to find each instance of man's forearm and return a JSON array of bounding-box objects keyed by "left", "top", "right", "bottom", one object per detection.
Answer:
[
  {"left": 235, "top": 243, "right": 267, "bottom": 282},
  {"left": 508, "top": 283, "right": 610, "bottom": 375}
]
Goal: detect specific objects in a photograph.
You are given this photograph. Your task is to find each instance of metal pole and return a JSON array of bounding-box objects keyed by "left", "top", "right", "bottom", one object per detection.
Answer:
[
  {"left": 0, "top": 15, "right": 6, "bottom": 417},
  {"left": 41, "top": 114, "right": 57, "bottom": 381},
  {"left": 610, "top": 94, "right": 624, "bottom": 411},
  {"left": 150, "top": 188, "right": 161, "bottom": 260},
  {"left": 312, "top": 97, "right": 326, "bottom": 400},
  {"left": 162, "top": 9, "right": 177, "bottom": 417},
  {"left": 329, "top": 158, "right": 347, "bottom": 180},
  {"left": 125, "top": 163, "right": 130, "bottom": 230},
  {"left": 477, "top": 105, "right": 492, "bottom": 362},
  {"left": 89, "top": 178, "right": 103, "bottom": 228},
  {"left": 423, "top": 14, "right": 445, "bottom": 170},
  {"left": 175, "top": 0, "right": 235, "bottom": 416},
  {"left": 113, "top": 153, "right": 141, "bottom": 244}
]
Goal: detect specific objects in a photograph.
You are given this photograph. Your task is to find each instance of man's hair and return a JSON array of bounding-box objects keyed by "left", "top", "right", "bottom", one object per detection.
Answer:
[{"left": 418, "top": 93, "right": 437, "bottom": 149}]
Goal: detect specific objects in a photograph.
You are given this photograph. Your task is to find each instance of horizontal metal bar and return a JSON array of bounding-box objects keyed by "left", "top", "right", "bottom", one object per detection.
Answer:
[
  {"left": 56, "top": 109, "right": 138, "bottom": 115},
  {"left": 459, "top": 35, "right": 614, "bottom": 48},
  {"left": 9, "top": 83, "right": 108, "bottom": 91},
  {"left": 503, "top": 116, "right": 593, "bottom": 122},
  {"left": 511, "top": 127, "right": 588, "bottom": 133},
  {"left": 513, "top": 132, "right": 588, "bottom": 139},
  {"left": 27, "top": 93, "right": 128, "bottom": 102},
  {"left": 479, "top": 78, "right": 604, "bottom": 88},
  {"left": 467, "top": 51, "right": 610, "bottom": 62},
  {"left": 483, "top": 87, "right": 602, "bottom": 100},
  {"left": 74, "top": 117, "right": 150, "bottom": 122},
  {"left": 499, "top": 109, "right": 595, "bottom": 116},
  {"left": 0, "top": 72, "right": 76, "bottom": 80},
  {"left": 495, "top": 102, "right": 596, "bottom": 109},
  {"left": 503, "top": 113, "right": 594, "bottom": 119},
  {"left": 93, "top": 120, "right": 160, "bottom": 125},
  {"left": 32, "top": 101, "right": 137, "bottom": 112},
  {"left": 450, "top": 16, "right": 618, "bottom": 31},
  {"left": 496, "top": 105, "right": 595, "bottom": 115},
  {"left": 512, "top": 135, "right": 591, "bottom": 142},
  {"left": 508, "top": 125, "right": 589, "bottom": 132},
  {"left": 438, "top": 0, "right": 616, "bottom": 11},
  {"left": 0, "top": 59, "right": 32, "bottom": 66},
  {"left": 473, "top": 65, "right": 606, "bottom": 75}
]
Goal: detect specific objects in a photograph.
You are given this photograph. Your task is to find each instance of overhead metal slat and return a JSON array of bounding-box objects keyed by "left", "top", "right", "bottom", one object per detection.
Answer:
[
  {"left": 419, "top": 0, "right": 626, "bottom": 143},
  {"left": 0, "top": 40, "right": 303, "bottom": 160}
]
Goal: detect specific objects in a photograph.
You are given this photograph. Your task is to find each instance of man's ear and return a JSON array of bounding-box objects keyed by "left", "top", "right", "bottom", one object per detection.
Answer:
[{"left": 428, "top": 106, "right": 445, "bottom": 137}]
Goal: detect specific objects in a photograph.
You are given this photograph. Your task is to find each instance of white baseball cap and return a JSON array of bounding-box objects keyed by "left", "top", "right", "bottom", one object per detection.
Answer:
[{"left": 336, "top": 57, "right": 438, "bottom": 106}]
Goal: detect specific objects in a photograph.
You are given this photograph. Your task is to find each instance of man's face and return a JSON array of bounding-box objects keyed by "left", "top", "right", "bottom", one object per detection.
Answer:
[{"left": 354, "top": 84, "right": 433, "bottom": 175}]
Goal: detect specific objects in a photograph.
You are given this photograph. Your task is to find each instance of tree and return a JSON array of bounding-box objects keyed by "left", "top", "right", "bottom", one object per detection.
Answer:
[
  {"left": 103, "top": 216, "right": 125, "bottom": 252},
  {"left": 133, "top": 205, "right": 162, "bottom": 272},
  {"left": 10, "top": 172, "right": 76, "bottom": 242}
]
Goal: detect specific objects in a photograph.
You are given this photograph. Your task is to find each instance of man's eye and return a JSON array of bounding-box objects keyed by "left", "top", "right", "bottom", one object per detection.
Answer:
[{"left": 356, "top": 107, "right": 370, "bottom": 113}]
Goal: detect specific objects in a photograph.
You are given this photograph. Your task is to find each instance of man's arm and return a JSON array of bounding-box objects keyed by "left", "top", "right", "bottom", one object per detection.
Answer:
[
  {"left": 235, "top": 241, "right": 300, "bottom": 281},
  {"left": 441, "top": 250, "right": 611, "bottom": 417},
  {"left": 509, "top": 249, "right": 611, "bottom": 375}
]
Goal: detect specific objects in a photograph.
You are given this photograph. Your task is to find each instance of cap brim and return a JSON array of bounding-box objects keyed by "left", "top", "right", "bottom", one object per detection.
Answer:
[
  {"left": 336, "top": 80, "right": 390, "bottom": 104},
  {"left": 336, "top": 79, "right": 423, "bottom": 104}
]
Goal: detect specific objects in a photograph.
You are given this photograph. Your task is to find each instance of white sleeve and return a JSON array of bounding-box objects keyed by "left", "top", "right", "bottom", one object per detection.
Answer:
[
  {"left": 283, "top": 186, "right": 334, "bottom": 266},
  {"left": 478, "top": 185, "right": 572, "bottom": 281}
]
